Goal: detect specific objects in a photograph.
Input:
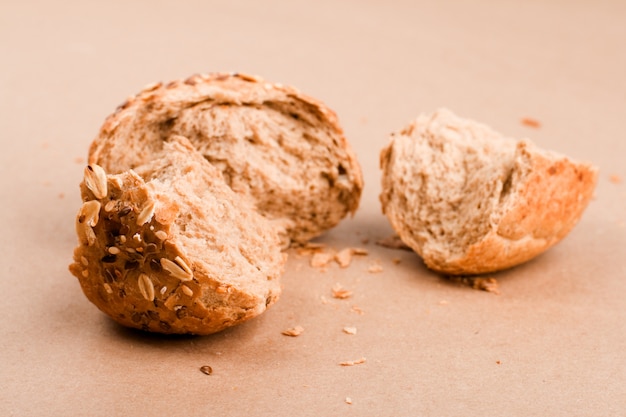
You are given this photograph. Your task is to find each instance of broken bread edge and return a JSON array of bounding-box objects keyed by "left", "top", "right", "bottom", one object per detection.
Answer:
[
  {"left": 69, "top": 136, "right": 285, "bottom": 335},
  {"left": 380, "top": 109, "right": 598, "bottom": 275}
]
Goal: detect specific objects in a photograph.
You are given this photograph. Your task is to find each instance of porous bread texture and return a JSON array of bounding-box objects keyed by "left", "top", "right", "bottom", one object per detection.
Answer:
[
  {"left": 69, "top": 136, "right": 285, "bottom": 335},
  {"left": 380, "top": 108, "right": 598, "bottom": 275},
  {"left": 88, "top": 72, "right": 363, "bottom": 244}
]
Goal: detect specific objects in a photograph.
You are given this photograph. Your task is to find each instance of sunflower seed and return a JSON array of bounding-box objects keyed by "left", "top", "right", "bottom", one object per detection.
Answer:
[
  {"left": 138, "top": 273, "right": 155, "bottom": 301},
  {"left": 160, "top": 258, "right": 193, "bottom": 281},
  {"left": 84, "top": 165, "right": 108, "bottom": 199},
  {"left": 103, "top": 283, "right": 113, "bottom": 294},
  {"left": 108, "top": 246, "right": 120, "bottom": 255},
  {"left": 137, "top": 201, "right": 155, "bottom": 226},
  {"left": 79, "top": 200, "right": 101, "bottom": 227},
  {"left": 174, "top": 256, "right": 193, "bottom": 276}
]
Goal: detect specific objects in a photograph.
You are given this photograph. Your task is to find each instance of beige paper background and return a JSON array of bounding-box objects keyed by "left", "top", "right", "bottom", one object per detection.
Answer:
[{"left": 1, "top": 0, "right": 625, "bottom": 415}]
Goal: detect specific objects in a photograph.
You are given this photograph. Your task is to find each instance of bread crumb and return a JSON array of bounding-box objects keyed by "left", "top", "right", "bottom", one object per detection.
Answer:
[
  {"left": 282, "top": 325, "right": 304, "bottom": 337},
  {"left": 332, "top": 283, "right": 352, "bottom": 299},
  {"left": 75, "top": 156, "right": 86, "bottom": 164},
  {"left": 342, "top": 326, "right": 357, "bottom": 335},
  {"left": 335, "top": 248, "right": 353, "bottom": 268},
  {"left": 361, "top": 237, "right": 370, "bottom": 245},
  {"left": 351, "top": 305, "right": 364, "bottom": 315},
  {"left": 199, "top": 365, "right": 213, "bottom": 375},
  {"left": 496, "top": 360, "right": 502, "bottom": 365},
  {"left": 392, "top": 257, "right": 401, "bottom": 265},
  {"left": 472, "top": 277, "right": 500, "bottom": 294},
  {"left": 340, "top": 357, "right": 366, "bottom": 366},
  {"left": 296, "top": 242, "right": 326, "bottom": 256},
  {"left": 334, "top": 247, "right": 369, "bottom": 268},
  {"left": 610, "top": 174, "right": 622, "bottom": 184},
  {"left": 320, "top": 295, "right": 331, "bottom": 305},
  {"left": 345, "top": 397, "right": 353, "bottom": 405},
  {"left": 438, "top": 300, "right": 449, "bottom": 305},
  {"left": 367, "top": 261, "right": 383, "bottom": 273},
  {"left": 58, "top": 192, "right": 65, "bottom": 199},
  {"left": 448, "top": 276, "right": 500, "bottom": 294},
  {"left": 521, "top": 117, "right": 541, "bottom": 128},
  {"left": 375, "top": 235, "right": 411, "bottom": 251},
  {"left": 310, "top": 251, "right": 334, "bottom": 268}
]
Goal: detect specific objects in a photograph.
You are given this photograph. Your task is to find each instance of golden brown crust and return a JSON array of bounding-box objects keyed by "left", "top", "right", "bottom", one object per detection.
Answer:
[
  {"left": 88, "top": 72, "right": 363, "bottom": 244},
  {"left": 380, "top": 109, "right": 598, "bottom": 275}
]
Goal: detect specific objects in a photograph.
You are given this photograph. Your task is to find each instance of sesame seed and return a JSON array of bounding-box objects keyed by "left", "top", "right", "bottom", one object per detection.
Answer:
[
  {"left": 181, "top": 285, "right": 193, "bottom": 297},
  {"left": 155, "top": 230, "right": 168, "bottom": 241}
]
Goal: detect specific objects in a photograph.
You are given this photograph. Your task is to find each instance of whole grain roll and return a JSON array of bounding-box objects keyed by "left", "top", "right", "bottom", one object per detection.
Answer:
[
  {"left": 380, "top": 109, "right": 598, "bottom": 275},
  {"left": 88, "top": 73, "right": 363, "bottom": 244},
  {"left": 70, "top": 136, "right": 285, "bottom": 335}
]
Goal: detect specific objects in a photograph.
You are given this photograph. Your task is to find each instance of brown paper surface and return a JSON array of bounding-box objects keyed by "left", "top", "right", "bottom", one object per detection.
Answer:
[{"left": 1, "top": 1, "right": 625, "bottom": 415}]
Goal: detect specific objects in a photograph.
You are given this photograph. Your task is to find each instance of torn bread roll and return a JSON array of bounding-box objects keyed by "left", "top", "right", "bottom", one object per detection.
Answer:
[
  {"left": 88, "top": 72, "right": 363, "bottom": 244},
  {"left": 69, "top": 136, "right": 285, "bottom": 335},
  {"left": 380, "top": 108, "right": 598, "bottom": 275}
]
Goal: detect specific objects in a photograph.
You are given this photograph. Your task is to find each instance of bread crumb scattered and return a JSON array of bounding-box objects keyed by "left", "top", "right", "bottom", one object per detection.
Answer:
[
  {"left": 345, "top": 397, "right": 353, "bottom": 405},
  {"left": 392, "top": 257, "right": 401, "bottom": 265},
  {"left": 351, "top": 305, "right": 364, "bottom": 315},
  {"left": 281, "top": 325, "right": 304, "bottom": 337},
  {"left": 521, "top": 117, "right": 541, "bottom": 128},
  {"left": 335, "top": 248, "right": 353, "bottom": 268},
  {"left": 610, "top": 174, "right": 622, "bottom": 184},
  {"left": 367, "top": 260, "right": 383, "bottom": 273},
  {"left": 496, "top": 360, "right": 502, "bottom": 365},
  {"left": 448, "top": 276, "right": 500, "bottom": 294},
  {"left": 296, "top": 242, "right": 326, "bottom": 256},
  {"left": 320, "top": 295, "right": 331, "bottom": 305},
  {"left": 58, "top": 192, "right": 65, "bottom": 199},
  {"left": 340, "top": 357, "right": 366, "bottom": 366},
  {"left": 376, "top": 235, "right": 411, "bottom": 251},
  {"left": 332, "top": 283, "right": 352, "bottom": 299},
  {"left": 310, "top": 251, "right": 334, "bottom": 268},
  {"left": 472, "top": 277, "right": 500, "bottom": 294},
  {"left": 361, "top": 237, "right": 370, "bottom": 245},
  {"left": 343, "top": 326, "right": 357, "bottom": 335},
  {"left": 199, "top": 365, "right": 213, "bottom": 375},
  {"left": 438, "top": 300, "right": 449, "bottom": 305}
]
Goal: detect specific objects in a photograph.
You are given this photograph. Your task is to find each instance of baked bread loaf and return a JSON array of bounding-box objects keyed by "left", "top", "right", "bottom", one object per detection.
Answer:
[
  {"left": 380, "top": 109, "right": 598, "bottom": 275},
  {"left": 88, "top": 72, "right": 363, "bottom": 244},
  {"left": 69, "top": 136, "right": 285, "bottom": 335}
]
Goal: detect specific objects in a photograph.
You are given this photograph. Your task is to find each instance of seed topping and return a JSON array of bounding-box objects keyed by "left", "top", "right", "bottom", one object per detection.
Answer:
[
  {"left": 137, "top": 201, "right": 155, "bottom": 226},
  {"left": 160, "top": 257, "right": 193, "bottom": 281},
  {"left": 84, "top": 164, "right": 108, "bottom": 199},
  {"left": 138, "top": 273, "right": 155, "bottom": 301}
]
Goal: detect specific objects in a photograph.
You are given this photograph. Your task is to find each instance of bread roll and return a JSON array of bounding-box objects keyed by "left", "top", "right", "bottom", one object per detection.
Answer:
[
  {"left": 380, "top": 109, "right": 598, "bottom": 275},
  {"left": 88, "top": 73, "right": 363, "bottom": 244},
  {"left": 69, "top": 136, "right": 285, "bottom": 335}
]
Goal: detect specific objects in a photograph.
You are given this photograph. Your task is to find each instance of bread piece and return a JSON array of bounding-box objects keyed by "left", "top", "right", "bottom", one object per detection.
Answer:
[
  {"left": 380, "top": 109, "right": 598, "bottom": 275},
  {"left": 69, "top": 136, "right": 285, "bottom": 335},
  {"left": 88, "top": 73, "right": 363, "bottom": 244}
]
